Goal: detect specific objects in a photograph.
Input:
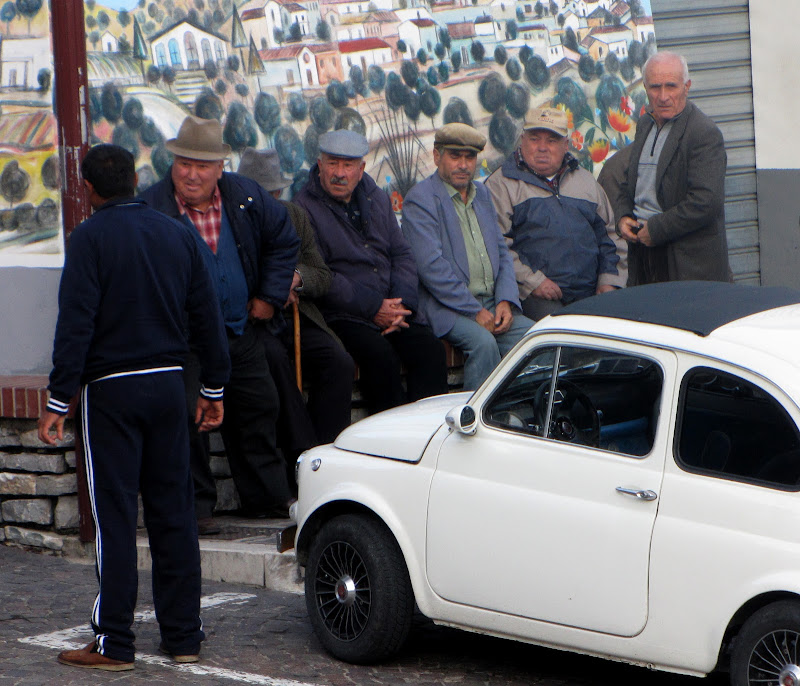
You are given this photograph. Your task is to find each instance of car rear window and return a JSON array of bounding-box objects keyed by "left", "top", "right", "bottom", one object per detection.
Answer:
[{"left": 676, "top": 367, "right": 800, "bottom": 489}]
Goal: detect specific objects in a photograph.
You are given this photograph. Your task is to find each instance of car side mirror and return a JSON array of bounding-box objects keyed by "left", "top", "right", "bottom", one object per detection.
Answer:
[{"left": 445, "top": 405, "right": 477, "bottom": 436}]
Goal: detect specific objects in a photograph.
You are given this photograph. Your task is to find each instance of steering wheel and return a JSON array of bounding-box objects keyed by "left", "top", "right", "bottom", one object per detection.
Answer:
[{"left": 534, "top": 379, "right": 600, "bottom": 447}]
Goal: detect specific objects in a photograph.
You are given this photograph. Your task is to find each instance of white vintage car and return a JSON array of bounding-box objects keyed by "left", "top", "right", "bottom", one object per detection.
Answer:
[{"left": 292, "top": 281, "right": 800, "bottom": 686}]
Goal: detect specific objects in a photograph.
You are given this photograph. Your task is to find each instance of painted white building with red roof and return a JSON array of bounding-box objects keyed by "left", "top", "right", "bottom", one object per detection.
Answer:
[
  {"left": 337, "top": 37, "right": 393, "bottom": 75},
  {"left": 397, "top": 17, "right": 439, "bottom": 58},
  {"left": 257, "top": 43, "right": 319, "bottom": 87},
  {"left": 627, "top": 15, "right": 655, "bottom": 43}
]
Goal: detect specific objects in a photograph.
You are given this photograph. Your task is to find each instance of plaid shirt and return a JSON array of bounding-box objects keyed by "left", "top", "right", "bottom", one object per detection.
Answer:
[{"left": 175, "top": 186, "right": 223, "bottom": 254}]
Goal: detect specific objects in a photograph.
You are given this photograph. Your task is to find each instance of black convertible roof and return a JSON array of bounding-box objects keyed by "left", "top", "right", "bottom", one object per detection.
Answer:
[{"left": 552, "top": 282, "right": 800, "bottom": 336}]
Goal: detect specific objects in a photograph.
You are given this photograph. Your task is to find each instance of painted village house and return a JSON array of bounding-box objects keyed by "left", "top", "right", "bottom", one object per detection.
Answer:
[
  {"left": 582, "top": 25, "right": 630, "bottom": 60},
  {"left": 397, "top": 17, "right": 438, "bottom": 58},
  {"left": 310, "top": 42, "right": 344, "bottom": 84},
  {"left": 338, "top": 37, "right": 393, "bottom": 75},
  {"left": 101, "top": 31, "right": 118, "bottom": 53},
  {"left": 258, "top": 43, "right": 320, "bottom": 87},
  {"left": 149, "top": 20, "right": 228, "bottom": 71},
  {"left": 628, "top": 15, "right": 655, "bottom": 43},
  {"left": 0, "top": 37, "right": 51, "bottom": 89},
  {"left": 447, "top": 21, "right": 476, "bottom": 67}
]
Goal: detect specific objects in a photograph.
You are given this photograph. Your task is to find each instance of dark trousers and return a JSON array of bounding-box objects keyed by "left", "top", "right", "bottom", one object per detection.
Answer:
[
  {"left": 258, "top": 324, "right": 317, "bottom": 488},
  {"left": 329, "top": 320, "right": 449, "bottom": 414},
  {"left": 299, "top": 316, "right": 355, "bottom": 444},
  {"left": 80, "top": 371, "right": 202, "bottom": 662},
  {"left": 259, "top": 315, "right": 355, "bottom": 482},
  {"left": 184, "top": 323, "right": 290, "bottom": 517}
]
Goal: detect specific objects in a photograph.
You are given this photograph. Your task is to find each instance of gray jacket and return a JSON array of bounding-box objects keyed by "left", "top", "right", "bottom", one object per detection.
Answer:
[{"left": 614, "top": 100, "right": 731, "bottom": 285}]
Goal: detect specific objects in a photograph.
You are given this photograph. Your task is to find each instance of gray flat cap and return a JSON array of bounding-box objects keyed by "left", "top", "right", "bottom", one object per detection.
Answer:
[{"left": 318, "top": 130, "right": 369, "bottom": 159}]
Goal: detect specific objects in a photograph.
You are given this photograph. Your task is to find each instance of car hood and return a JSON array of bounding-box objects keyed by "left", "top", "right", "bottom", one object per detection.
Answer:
[{"left": 334, "top": 392, "right": 473, "bottom": 462}]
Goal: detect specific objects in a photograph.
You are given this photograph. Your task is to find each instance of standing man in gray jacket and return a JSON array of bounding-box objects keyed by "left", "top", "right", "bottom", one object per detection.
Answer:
[
  {"left": 614, "top": 51, "right": 731, "bottom": 285},
  {"left": 402, "top": 124, "right": 533, "bottom": 390}
]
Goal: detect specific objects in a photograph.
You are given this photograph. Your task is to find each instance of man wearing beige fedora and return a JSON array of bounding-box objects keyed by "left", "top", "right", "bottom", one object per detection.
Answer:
[
  {"left": 237, "top": 148, "right": 354, "bottom": 467},
  {"left": 139, "top": 116, "right": 300, "bottom": 530}
]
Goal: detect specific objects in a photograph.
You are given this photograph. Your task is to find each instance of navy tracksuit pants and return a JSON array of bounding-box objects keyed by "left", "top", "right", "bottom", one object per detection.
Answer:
[{"left": 81, "top": 370, "right": 203, "bottom": 662}]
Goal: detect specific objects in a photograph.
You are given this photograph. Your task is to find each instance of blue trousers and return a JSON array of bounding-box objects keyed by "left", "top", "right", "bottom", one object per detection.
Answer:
[
  {"left": 444, "top": 297, "right": 534, "bottom": 391},
  {"left": 81, "top": 370, "right": 203, "bottom": 662}
]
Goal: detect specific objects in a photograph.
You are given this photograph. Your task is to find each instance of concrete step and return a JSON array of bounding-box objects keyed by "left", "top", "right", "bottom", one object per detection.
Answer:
[{"left": 135, "top": 515, "right": 302, "bottom": 595}]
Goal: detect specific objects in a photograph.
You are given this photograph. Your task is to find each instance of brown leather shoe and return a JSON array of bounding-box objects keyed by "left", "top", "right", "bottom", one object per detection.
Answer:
[
  {"left": 159, "top": 642, "right": 200, "bottom": 663},
  {"left": 57, "top": 641, "right": 134, "bottom": 671}
]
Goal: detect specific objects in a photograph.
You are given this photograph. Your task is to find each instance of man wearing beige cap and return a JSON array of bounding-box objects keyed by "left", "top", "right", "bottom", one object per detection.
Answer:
[
  {"left": 402, "top": 123, "right": 534, "bottom": 390},
  {"left": 139, "top": 116, "right": 299, "bottom": 531},
  {"left": 486, "top": 106, "right": 625, "bottom": 320}
]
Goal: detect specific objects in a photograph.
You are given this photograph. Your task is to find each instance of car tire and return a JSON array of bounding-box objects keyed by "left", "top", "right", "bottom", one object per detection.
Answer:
[
  {"left": 304, "top": 514, "right": 414, "bottom": 664},
  {"left": 730, "top": 600, "right": 800, "bottom": 686}
]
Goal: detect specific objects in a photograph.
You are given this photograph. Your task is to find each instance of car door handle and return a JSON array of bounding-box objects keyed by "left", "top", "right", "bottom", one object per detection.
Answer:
[{"left": 616, "top": 487, "right": 658, "bottom": 501}]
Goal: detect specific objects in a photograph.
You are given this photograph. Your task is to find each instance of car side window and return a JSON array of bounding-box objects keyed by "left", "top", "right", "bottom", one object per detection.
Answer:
[
  {"left": 484, "top": 345, "right": 664, "bottom": 456},
  {"left": 677, "top": 367, "right": 800, "bottom": 489},
  {"left": 483, "top": 346, "right": 557, "bottom": 438}
]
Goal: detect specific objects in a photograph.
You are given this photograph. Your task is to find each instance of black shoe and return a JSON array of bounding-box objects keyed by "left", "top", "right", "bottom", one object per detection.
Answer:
[
  {"left": 268, "top": 497, "right": 297, "bottom": 519},
  {"left": 235, "top": 507, "right": 270, "bottom": 519},
  {"left": 197, "top": 517, "right": 221, "bottom": 536}
]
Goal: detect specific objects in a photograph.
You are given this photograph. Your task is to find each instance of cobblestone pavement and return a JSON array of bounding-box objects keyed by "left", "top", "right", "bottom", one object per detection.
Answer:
[{"left": 0, "top": 545, "right": 728, "bottom": 686}]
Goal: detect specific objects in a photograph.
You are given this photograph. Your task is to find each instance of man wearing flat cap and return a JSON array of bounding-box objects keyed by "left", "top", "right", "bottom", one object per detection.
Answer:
[
  {"left": 139, "top": 116, "right": 300, "bottom": 531},
  {"left": 237, "top": 147, "right": 354, "bottom": 460},
  {"left": 486, "top": 106, "right": 626, "bottom": 320},
  {"left": 293, "top": 129, "right": 448, "bottom": 414},
  {"left": 402, "top": 123, "right": 534, "bottom": 390}
]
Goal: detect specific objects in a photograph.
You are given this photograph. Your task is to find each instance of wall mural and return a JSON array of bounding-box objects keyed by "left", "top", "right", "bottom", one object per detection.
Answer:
[
  {"left": 0, "top": 0, "right": 655, "bottom": 267},
  {"left": 0, "top": 1, "right": 60, "bottom": 267}
]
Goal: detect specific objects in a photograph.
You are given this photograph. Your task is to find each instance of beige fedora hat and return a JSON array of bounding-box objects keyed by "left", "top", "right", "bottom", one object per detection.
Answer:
[{"left": 165, "top": 115, "right": 231, "bottom": 161}]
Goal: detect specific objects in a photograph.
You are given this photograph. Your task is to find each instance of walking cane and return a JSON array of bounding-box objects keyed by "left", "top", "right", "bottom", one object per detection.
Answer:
[{"left": 292, "top": 301, "right": 302, "bottom": 391}]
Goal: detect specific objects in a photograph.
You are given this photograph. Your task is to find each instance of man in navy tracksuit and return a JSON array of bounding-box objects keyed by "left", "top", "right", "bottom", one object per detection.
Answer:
[{"left": 38, "top": 145, "right": 230, "bottom": 670}]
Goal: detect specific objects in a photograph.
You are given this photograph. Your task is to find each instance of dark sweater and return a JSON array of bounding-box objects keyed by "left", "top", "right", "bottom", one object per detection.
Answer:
[{"left": 47, "top": 198, "right": 230, "bottom": 412}]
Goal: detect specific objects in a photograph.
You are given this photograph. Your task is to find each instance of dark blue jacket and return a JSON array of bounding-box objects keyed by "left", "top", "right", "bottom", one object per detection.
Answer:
[
  {"left": 139, "top": 168, "right": 299, "bottom": 309},
  {"left": 487, "top": 154, "right": 620, "bottom": 303},
  {"left": 47, "top": 198, "right": 230, "bottom": 411},
  {"left": 293, "top": 165, "right": 418, "bottom": 326}
]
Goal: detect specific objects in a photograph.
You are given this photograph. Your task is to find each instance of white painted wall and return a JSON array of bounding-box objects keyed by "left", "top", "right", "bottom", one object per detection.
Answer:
[{"left": 749, "top": 1, "right": 800, "bottom": 170}]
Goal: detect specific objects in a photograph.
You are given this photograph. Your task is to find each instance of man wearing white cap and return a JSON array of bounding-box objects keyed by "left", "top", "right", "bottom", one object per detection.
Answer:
[
  {"left": 139, "top": 116, "right": 300, "bottom": 530},
  {"left": 294, "top": 129, "right": 448, "bottom": 414},
  {"left": 486, "top": 107, "right": 626, "bottom": 320}
]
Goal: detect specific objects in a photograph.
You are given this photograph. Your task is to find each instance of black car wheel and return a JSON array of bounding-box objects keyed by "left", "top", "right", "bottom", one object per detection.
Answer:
[
  {"left": 305, "top": 514, "right": 414, "bottom": 664},
  {"left": 731, "top": 601, "right": 800, "bottom": 686}
]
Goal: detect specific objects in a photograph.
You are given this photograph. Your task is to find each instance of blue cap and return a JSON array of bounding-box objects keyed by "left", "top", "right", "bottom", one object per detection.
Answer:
[{"left": 318, "top": 129, "right": 369, "bottom": 159}]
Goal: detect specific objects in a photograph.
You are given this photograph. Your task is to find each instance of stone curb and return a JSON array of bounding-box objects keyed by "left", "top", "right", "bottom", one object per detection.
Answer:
[{"left": 136, "top": 535, "right": 303, "bottom": 594}]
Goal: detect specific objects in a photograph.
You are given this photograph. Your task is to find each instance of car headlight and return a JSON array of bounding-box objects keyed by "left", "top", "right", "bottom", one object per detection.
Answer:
[{"left": 295, "top": 453, "right": 305, "bottom": 484}]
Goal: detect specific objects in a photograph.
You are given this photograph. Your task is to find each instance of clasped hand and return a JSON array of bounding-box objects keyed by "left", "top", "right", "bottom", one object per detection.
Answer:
[{"left": 374, "top": 297, "right": 411, "bottom": 335}]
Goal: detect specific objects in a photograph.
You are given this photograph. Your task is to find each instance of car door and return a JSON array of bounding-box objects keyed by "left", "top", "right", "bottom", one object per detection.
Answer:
[{"left": 426, "top": 338, "right": 677, "bottom": 637}]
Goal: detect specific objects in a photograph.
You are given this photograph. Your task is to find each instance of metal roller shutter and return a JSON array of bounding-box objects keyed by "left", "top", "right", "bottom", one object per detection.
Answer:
[{"left": 651, "top": 0, "right": 758, "bottom": 283}]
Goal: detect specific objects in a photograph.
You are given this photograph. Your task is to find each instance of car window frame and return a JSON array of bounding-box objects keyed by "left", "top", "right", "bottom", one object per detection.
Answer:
[{"left": 674, "top": 360, "right": 800, "bottom": 492}]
